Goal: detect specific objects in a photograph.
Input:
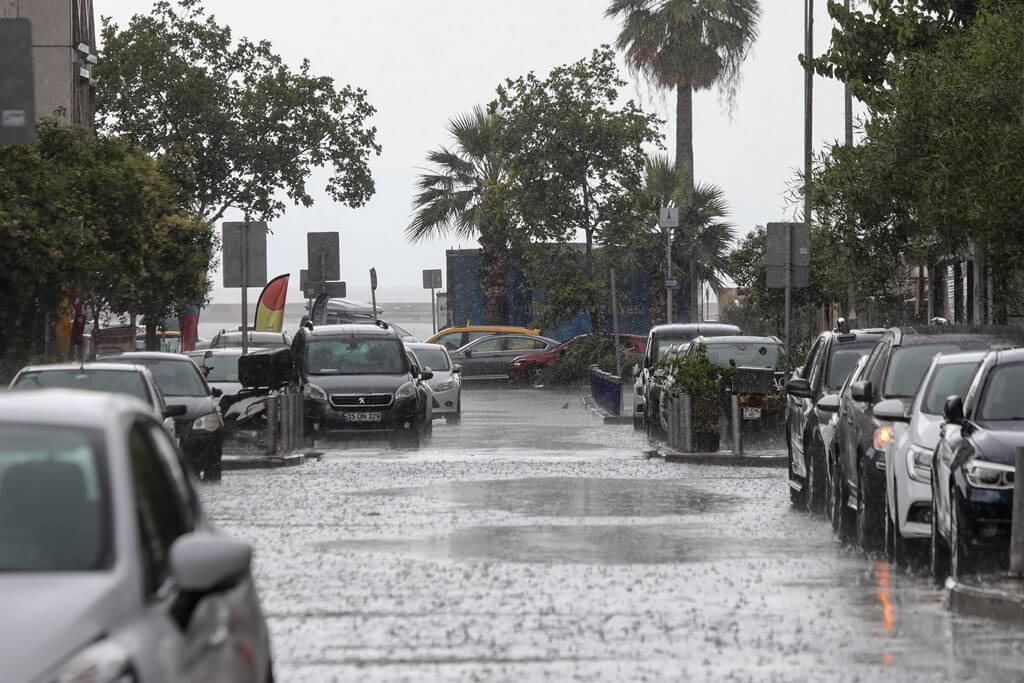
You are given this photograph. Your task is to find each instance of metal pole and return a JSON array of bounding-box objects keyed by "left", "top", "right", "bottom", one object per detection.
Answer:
[
  {"left": 266, "top": 394, "right": 279, "bottom": 455},
  {"left": 681, "top": 394, "right": 692, "bottom": 452},
  {"left": 785, "top": 224, "right": 792, "bottom": 373},
  {"left": 666, "top": 226, "right": 673, "bottom": 324},
  {"left": 280, "top": 391, "right": 290, "bottom": 454},
  {"left": 667, "top": 393, "right": 678, "bottom": 450},
  {"left": 731, "top": 394, "right": 743, "bottom": 456},
  {"left": 800, "top": 0, "right": 813, "bottom": 374},
  {"left": 241, "top": 216, "right": 249, "bottom": 357},
  {"left": 431, "top": 287, "right": 437, "bottom": 335},
  {"left": 611, "top": 268, "right": 622, "bottom": 378},
  {"left": 1011, "top": 447, "right": 1024, "bottom": 574}
]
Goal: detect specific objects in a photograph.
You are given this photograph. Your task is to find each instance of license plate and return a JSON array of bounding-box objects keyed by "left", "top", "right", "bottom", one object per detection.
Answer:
[
  {"left": 742, "top": 407, "right": 762, "bottom": 420},
  {"left": 343, "top": 412, "right": 381, "bottom": 423}
]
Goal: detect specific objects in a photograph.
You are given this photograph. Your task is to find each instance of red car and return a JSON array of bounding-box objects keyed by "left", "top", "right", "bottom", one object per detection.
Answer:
[{"left": 506, "top": 333, "right": 647, "bottom": 385}]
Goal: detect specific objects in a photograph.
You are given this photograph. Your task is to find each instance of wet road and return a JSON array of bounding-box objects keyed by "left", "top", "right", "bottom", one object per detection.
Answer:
[{"left": 202, "top": 385, "right": 1024, "bottom": 681}]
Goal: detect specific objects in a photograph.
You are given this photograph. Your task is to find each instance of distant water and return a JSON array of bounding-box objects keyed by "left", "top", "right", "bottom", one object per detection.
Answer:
[{"left": 197, "top": 301, "right": 438, "bottom": 343}]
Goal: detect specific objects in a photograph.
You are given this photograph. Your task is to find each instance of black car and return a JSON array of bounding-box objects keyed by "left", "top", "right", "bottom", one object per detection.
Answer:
[
  {"left": 834, "top": 325, "right": 1024, "bottom": 552},
  {"left": 633, "top": 322, "right": 740, "bottom": 436},
  {"left": 785, "top": 322, "right": 885, "bottom": 512},
  {"left": 105, "top": 351, "right": 225, "bottom": 480},
  {"left": 295, "top": 321, "right": 433, "bottom": 447},
  {"left": 932, "top": 347, "right": 1024, "bottom": 581}
]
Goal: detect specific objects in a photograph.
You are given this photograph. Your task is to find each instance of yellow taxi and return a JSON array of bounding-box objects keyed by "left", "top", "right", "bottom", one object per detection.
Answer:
[{"left": 426, "top": 325, "right": 541, "bottom": 351}]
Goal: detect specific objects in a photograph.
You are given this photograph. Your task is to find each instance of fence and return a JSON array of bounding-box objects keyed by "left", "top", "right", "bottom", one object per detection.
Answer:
[
  {"left": 265, "top": 391, "right": 304, "bottom": 455},
  {"left": 590, "top": 366, "right": 622, "bottom": 416}
]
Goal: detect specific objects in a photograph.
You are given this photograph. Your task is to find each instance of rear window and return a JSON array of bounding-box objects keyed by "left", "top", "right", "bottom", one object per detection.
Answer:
[
  {"left": 825, "top": 342, "right": 876, "bottom": 390},
  {"left": 126, "top": 359, "right": 207, "bottom": 397},
  {"left": 884, "top": 344, "right": 965, "bottom": 398},
  {"left": 307, "top": 338, "right": 407, "bottom": 375},
  {"left": 12, "top": 369, "right": 149, "bottom": 402},
  {"left": 703, "top": 342, "right": 782, "bottom": 369},
  {"left": 920, "top": 361, "right": 981, "bottom": 415},
  {"left": 197, "top": 355, "right": 239, "bottom": 383}
]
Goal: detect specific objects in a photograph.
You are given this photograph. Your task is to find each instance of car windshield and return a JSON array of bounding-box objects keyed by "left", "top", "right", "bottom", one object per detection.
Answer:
[
  {"left": 655, "top": 339, "right": 691, "bottom": 361},
  {"left": 126, "top": 359, "right": 207, "bottom": 397},
  {"left": 920, "top": 361, "right": 981, "bottom": 415},
  {"left": 884, "top": 344, "right": 969, "bottom": 398},
  {"left": 411, "top": 347, "right": 450, "bottom": 372},
  {"left": 200, "top": 355, "right": 240, "bottom": 383},
  {"left": 703, "top": 342, "right": 782, "bottom": 369},
  {"left": 12, "top": 369, "right": 149, "bottom": 402},
  {"left": 307, "top": 338, "right": 407, "bottom": 375},
  {"left": 825, "top": 342, "right": 876, "bottom": 390},
  {"left": 978, "top": 362, "right": 1024, "bottom": 423},
  {"left": 0, "top": 424, "right": 110, "bottom": 572}
]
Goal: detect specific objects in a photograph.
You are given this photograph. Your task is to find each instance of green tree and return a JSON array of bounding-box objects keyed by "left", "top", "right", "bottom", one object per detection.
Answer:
[
  {"left": 491, "top": 47, "right": 661, "bottom": 330},
  {"left": 606, "top": 0, "right": 761, "bottom": 190},
  {"left": 96, "top": 0, "right": 380, "bottom": 223},
  {"left": 407, "top": 106, "right": 512, "bottom": 324}
]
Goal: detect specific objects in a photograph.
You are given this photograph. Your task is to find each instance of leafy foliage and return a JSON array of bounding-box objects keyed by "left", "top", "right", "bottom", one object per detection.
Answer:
[
  {"left": 96, "top": 0, "right": 380, "bottom": 223},
  {"left": 546, "top": 334, "right": 643, "bottom": 385},
  {"left": 653, "top": 343, "right": 734, "bottom": 433}
]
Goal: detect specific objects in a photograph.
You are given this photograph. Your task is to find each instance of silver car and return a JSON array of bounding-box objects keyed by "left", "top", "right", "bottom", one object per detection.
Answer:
[
  {"left": 407, "top": 342, "right": 463, "bottom": 424},
  {"left": 0, "top": 389, "right": 273, "bottom": 682},
  {"left": 450, "top": 333, "right": 560, "bottom": 380}
]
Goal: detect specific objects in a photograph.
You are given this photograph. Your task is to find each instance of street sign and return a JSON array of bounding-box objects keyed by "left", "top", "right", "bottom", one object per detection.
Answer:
[
  {"left": 0, "top": 19, "right": 36, "bottom": 145},
  {"left": 307, "top": 232, "right": 340, "bottom": 282},
  {"left": 422, "top": 269, "right": 442, "bottom": 289},
  {"left": 659, "top": 207, "right": 679, "bottom": 228},
  {"left": 299, "top": 269, "right": 308, "bottom": 294},
  {"left": 664, "top": 276, "right": 680, "bottom": 289},
  {"left": 222, "top": 221, "right": 268, "bottom": 287},
  {"left": 304, "top": 281, "right": 346, "bottom": 299},
  {"left": 766, "top": 222, "right": 809, "bottom": 288}
]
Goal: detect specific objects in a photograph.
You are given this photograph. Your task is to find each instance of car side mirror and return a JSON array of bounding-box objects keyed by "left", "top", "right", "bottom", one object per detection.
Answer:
[
  {"left": 463, "top": 350, "right": 473, "bottom": 358},
  {"left": 170, "top": 532, "right": 251, "bottom": 594},
  {"left": 816, "top": 393, "right": 840, "bottom": 413},
  {"left": 850, "top": 380, "right": 873, "bottom": 403},
  {"left": 786, "top": 377, "right": 812, "bottom": 398},
  {"left": 210, "top": 387, "right": 223, "bottom": 398},
  {"left": 421, "top": 367, "right": 434, "bottom": 381},
  {"left": 453, "top": 364, "right": 463, "bottom": 374},
  {"left": 874, "top": 397, "right": 910, "bottom": 423},
  {"left": 164, "top": 404, "right": 188, "bottom": 418},
  {"left": 944, "top": 395, "right": 965, "bottom": 425}
]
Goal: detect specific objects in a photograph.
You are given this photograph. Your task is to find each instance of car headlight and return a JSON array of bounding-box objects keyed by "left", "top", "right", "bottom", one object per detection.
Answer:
[
  {"left": 964, "top": 459, "right": 1015, "bottom": 490},
  {"left": 432, "top": 380, "right": 454, "bottom": 392},
  {"left": 303, "top": 383, "right": 327, "bottom": 401},
  {"left": 57, "top": 639, "right": 136, "bottom": 683},
  {"left": 191, "top": 411, "right": 222, "bottom": 432},
  {"left": 873, "top": 425, "right": 893, "bottom": 452},
  {"left": 906, "top": 443, "right": 933, "bottom": 483},
  {"left": 395, "top": 381, "right": 416, "bottom": 400}
]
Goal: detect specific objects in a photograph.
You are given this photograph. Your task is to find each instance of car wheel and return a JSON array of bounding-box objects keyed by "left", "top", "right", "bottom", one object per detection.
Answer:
[
  {"left": 788, "top": 447, "right": 807, "bottom": 508},
  {"left": 527, "top": 366, "right": 544, "bottom": 388},
  {"left": 446, "top": 398, "right": 462, "bottom": 425},
  {"left": 856, "top": 455, "right": 884, "bottom": 553},
  {"left": 950, "top": 495, "right": 975, "bottom": 581},
  {"left": 806, "top": 439, "right": 826, "bottom": 515},
  {"left": 930, "top": 495, "right": 950, "bottom": 585}
]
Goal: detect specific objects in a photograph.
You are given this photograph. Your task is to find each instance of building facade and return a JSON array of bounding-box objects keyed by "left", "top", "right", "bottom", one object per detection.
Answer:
[{"left": 1, "top": 0, "right": 96, "bottom": 128}]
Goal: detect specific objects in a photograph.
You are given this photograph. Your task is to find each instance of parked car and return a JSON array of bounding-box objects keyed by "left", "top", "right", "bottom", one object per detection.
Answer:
[
  {"left": 426, "top": 325, "right": 541, "bottom": 351},
  {"left": 7, "top": 361, "right": 182, "bottom": 438},
  {"left": 833, "top": 325, "right": 1024, "bottom": 552},
  {"left": 633, "top": 323, "right": 741, "bottom": 435},
  {"left": 785, "top": 322, "right": 885, "bottom": 511},
  {"left": 932, "top": 347, "right": 1024, "bottom": 581},
  {"left": 818, "top": 354, "right": 870, "bottom": 535},
  {"left": 506, "top": 333, "right": 646, "bottom": 386},
  {"left": 880, "top": 351, "right": 986, "bottom": 567},
  {"left": 105, "top": 352, "right": 225, "bottom": 481},
  {"left": 295, "top": 321, "right": 433, "bottom": 447},
  {"left": 187, "top": 348, "right": 244, "bottom": 412},
  {"left": 407, "top": 342, "right": 463, "bottom": 424},
  {"left": 450, "top": 333, "right": 560, "bottom": 380},
  {"left": 0, "top": 389, "right": 274, "bottom": 682},
  {"left": 205, "top": 329, "right": 291, "bottom": 350}
]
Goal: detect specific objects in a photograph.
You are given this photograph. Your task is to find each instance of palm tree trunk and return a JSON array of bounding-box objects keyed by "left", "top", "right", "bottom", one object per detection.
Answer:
[
  {"left": 676, "top": 85, "right": 694, "bottom": 190},
  {"left": 478, "top": 227, "right": 509, "bottom": 324}
]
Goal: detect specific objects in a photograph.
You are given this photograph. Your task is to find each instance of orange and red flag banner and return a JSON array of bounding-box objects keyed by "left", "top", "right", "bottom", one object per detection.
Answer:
[{"left": 254, "top": 274, "right": 290, "bottom": 332}]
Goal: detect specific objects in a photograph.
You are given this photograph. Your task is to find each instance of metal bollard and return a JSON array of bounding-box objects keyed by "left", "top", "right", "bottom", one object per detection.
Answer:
[
  {"left": 281, "top": 392, "right": 291, "bottom": 454},
  {"left": 668, "top": 392, "right": 679, "bottom": 450},
  {"left": 1011, "top": 447, "right": 1024, "bottom": 574},
  {"left": 681, "top": 394, "right": 693, "bottom": 452},
  {"left": 731, "top": 394, "right": 743, "bottom": 456},
  {"left": 291, "top": 393, "right": 302, "bottom": 451},
  {"left": 266, "top": 394, "right": 279, "bottom": 456}
]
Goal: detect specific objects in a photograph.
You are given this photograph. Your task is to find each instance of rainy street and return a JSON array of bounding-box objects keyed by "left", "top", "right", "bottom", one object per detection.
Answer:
[{"left": 201, "top": 385, "right": 1024, "bottom": 681}]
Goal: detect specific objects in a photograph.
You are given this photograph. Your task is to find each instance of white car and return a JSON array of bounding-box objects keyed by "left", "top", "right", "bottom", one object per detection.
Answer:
[
  {"left": 407, "top": 342, "right": 463, "bottom": 424},
  {"left": 0, "top": 389, "right": 274, "bottom": 682},
  {"left": 880, "top": 351, "right": 986, "bottom": 566}
]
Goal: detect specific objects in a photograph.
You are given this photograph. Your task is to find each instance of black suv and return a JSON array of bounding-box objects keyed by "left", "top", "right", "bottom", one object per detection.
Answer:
[
  {"left": 833, "top": 325, "right": 1024, "bottom": 551},
  {"left": 294, "top": 322, "right": 434, "bottom": 447},
  {"left": 785, "top": 322, "right": 885, "bottom": 512}
]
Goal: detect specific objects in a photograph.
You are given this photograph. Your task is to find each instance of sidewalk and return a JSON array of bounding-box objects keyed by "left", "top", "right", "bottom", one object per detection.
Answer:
[
  {"left": 222, "top": 450, "right": 320, "bottom": 471},
  {"left": 948, "top": 576, "right": 1024, "bottom": 626}
]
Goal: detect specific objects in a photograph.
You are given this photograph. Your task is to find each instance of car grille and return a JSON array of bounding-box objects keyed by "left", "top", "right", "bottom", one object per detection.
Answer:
[{"left": 329, "top": 393, "right": 393, "bottom": 408}]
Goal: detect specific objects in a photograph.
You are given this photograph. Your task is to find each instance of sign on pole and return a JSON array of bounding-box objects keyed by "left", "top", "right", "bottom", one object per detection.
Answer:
[
  {"left": 766, "top": 222, "right": 809, "bottom": 288},
  {"left": 664, "top": 277, "right": 680, "bottom": 289},
  {"left": 659, "top": 207, "right": 679, "bottom": 228},
  {"left": 299, "top": 269, "right": 308, "bottom": 295},
  {"left": 222, "top": 221, "right": 268, "bottom": 287},
  {"left": 307, "top": 232, "right": 340, "bottom": 283},
  {"left": 436, "top": 292, "right": 448, "bottom": 329},
  {"left": 422, "top": 269, "right": 442, "bottom": 290},
  {"left": 0, "top": 19, "right": 36, "bottom": 145}
]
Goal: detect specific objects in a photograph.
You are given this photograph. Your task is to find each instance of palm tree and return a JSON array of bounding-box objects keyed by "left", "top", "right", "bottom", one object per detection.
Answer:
[
  {"left": 407, "top": 106, "right": 511, "bottom": 324},
  {"left": 641, "top": 155, "right": 735, "bottom": 323},
  {"left": 606, "top": 0, "right": 761, "bottom": 191}
]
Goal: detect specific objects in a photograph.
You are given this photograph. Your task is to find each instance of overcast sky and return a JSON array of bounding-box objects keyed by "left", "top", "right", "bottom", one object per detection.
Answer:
[{"left": 97, "top": 1, "right": 855, "bottom": 305}]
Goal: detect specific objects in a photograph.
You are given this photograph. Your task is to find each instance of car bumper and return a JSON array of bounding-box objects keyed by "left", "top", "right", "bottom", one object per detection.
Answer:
[
  {"left": 180, "top": 430, "right": 223, "bottom": 468},
  {"left": 954, "top": 486, "right": 1013, "bottom": 552},
  {"left": 506, "top": 364, "right": 530, "bottom": 383},
  {"left": 305, "top": 396, "right": 423, "bottom": 434},
  {"left": 429, "top": 386, "right": 460, "bottom": 415},
  {"left": 898, "top": 475, "right": 934, "bottom": 539}
]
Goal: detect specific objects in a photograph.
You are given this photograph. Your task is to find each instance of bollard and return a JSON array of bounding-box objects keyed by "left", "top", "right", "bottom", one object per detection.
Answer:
[
  {"left": 266, "top": 394, "right": 279, "bottom": 456},
  {"left": 291, "top": 394, "right": 303, "bottom": 451},
  {"left": 281, "top": 391, "right": 291, "bottom": 454},
  {"left": 1011, "top": 447, "right": 1024, "bottom": 574},
  {"left": 681, "top": 394, "right": 693, "bottom": 452},
  {"left": 671, "top": 392, "right": 683, "bottom": 450},
  {"left": 731, "top": 394, "right": 743, "bottom": 456}
]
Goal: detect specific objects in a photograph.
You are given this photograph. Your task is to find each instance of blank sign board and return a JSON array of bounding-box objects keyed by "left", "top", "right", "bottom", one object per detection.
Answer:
[
  {"left": 0, "top": 20, "right": 36, "bottom": 145},
  {"left": 222, "top": 221, "right": 268, "bottom": 287},
  {"left": 307, "top": 232, "right": 340, "bottom": 282}
]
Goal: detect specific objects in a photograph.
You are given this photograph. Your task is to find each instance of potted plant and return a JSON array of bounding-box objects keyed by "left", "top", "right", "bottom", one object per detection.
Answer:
[{"left": 654, "top": 344, "right": 735, "bottom": 452}]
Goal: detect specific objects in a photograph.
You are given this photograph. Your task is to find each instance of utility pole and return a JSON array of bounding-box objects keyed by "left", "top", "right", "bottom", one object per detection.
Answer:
[{"left": 800, "top": 0, "right": 813, "bottom": 368}]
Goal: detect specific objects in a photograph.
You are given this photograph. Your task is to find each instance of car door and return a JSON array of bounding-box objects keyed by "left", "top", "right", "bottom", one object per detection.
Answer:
[
  {"left": 789, "top": 336, "right": 825, "bottom": 476},
  {"left": 459, "top": 336, "right": 504, "bottom": 377},
  {"left": 840, "top": 342, "right": 884, "bottom": 489}
]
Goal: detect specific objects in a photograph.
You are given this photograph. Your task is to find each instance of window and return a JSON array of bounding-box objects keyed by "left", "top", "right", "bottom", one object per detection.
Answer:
[
  {"left": 824, "top": 342, "right": 876, "bottom": 390},
  {"left": 978, "top": 362, "right": 1024, "bottom": 422},
  {"left": 920, "top": 361, "right": 981, "bottom": 415},
  {"left": 470, "top": 337, "right": 503, "bottom": 353},
  {"left": 883, "top": 344, "right": 963, "bottom": 398},
  {"left": 507, "top": 336, "right": 545, "bottom": 351},
  {"left": 13, "top": 368, "right": 149, "bottom": 402},
  {"left": 411, "top": 347, "right": 451, "bottom": 371},
  {"left": 307, "top": 338, "right": 407, "bottom": 375}
]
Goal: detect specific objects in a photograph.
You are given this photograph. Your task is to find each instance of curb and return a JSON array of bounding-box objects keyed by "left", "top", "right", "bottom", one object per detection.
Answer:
[
  {"left": 948, "top": 577, "right": 1024, "bottom": 626},
  {"left": 661, "top": 450, "right": 788, "bottom": 468},
  {"left": 581, "top": 395, "right": 635, "bottom": 425},
  {"left": 222, "top": 451, "right": 317, "bottom": 471}
]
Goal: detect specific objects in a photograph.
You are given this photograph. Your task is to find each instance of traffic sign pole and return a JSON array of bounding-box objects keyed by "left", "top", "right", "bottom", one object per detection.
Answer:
[{"left": 241, "top": 216, "right": 249, "bottom": 356}]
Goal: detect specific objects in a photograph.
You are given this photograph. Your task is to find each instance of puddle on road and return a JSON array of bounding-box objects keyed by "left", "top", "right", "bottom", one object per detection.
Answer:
[
  {"left": 324, "top": 524, "right": 804, "bottom": 565},
  {"left": 360, "top": 477, "right": 731, "bottom": 517}
]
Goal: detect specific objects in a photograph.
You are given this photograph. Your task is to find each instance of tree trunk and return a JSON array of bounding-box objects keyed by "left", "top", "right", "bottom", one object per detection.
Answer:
[
  {"left": 145, "top": 321, "right": 159, "bottom": 351},
  {"left": 676, "top": 85, "right": 694, "bottom": 323},
  {"left": 477, "top": 227, "right": 509, "bottom": 324}
]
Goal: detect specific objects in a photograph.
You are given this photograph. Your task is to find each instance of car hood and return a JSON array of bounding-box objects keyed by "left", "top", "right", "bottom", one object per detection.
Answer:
[
  {"left": 970, "top": 425, "right": 1024, "bottom": 466},
  {"left": 209, "top": 380, "right": 243, "bottom": 398},
  {"left": 909, "top": 411, "right": 945, "bottom": 450},
  {"left": 164, "top": 394, "right": 219, "bottom": 420},
  {"left": 0, "top": 574, "right": 123, "bottom": 683},
  {"left": 306, "top": 373, "right": 410, "bottom": 394}
]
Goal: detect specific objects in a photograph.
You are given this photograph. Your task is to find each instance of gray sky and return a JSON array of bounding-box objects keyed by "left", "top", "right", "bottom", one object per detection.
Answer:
[{"left": 97, "top": 1, "right": 854, "bottom": 304}]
